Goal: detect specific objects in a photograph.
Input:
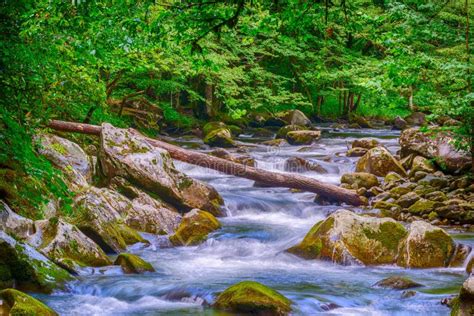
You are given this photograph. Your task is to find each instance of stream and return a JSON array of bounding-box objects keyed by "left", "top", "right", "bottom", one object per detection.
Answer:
[{"left": 39, "top": 127, "right": 472, "bottom": 315}]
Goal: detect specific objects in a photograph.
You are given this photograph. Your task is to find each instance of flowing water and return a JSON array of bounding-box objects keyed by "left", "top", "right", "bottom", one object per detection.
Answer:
[{"left": 39, "top": 127, "right": 473, "bottom": 315}]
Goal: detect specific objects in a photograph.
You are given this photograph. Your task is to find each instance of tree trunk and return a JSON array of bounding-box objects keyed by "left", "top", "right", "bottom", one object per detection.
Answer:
[{"left": 47, "top": 120, "right": 365, "bottom": 206}]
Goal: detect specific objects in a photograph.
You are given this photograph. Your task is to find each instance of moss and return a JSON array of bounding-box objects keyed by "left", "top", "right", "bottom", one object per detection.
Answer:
[
  {"left": 169, "top": 210, "right": 221, "bottom": 246},
  {"left": 363, "top": 221, "right": 407, "bottom": 254},
  {"left": 0, "top": 288, "right": 58, "bottom": 316},
  {"left": 213, "top": 281, "right": 292, "bottom": 316},
  {"left": 286, "top": 218, "right": 334, "bottom": 259},
  {"left": 113, "top": 253, "right": 155, "bottom": 274},
  {"left": 116, "top": 224, "right": 147, "bottom": 245},
  {"left": 408, "top": 199, "right": 437, "bottom": 214},
  {"left": 50, "top": 142, "right": 68, "bottom": 155},
  {"left": 203, "top": 128, "right": 235, "bottom": 148}
]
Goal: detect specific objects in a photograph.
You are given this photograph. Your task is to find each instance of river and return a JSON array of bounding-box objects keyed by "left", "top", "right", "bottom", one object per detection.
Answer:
[{"left": 39, "top": 127, "right": 471, "bottom": 315}]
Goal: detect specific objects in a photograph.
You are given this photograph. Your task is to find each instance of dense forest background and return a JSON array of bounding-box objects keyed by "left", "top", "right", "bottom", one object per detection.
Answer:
[{"left": 0, "top": 0, "right": 472, "bottom": 217}]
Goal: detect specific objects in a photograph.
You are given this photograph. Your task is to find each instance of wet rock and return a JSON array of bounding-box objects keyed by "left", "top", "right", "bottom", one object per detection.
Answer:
[
  {"left": 346, "top": 147, "right": 368, "bottom": 157},
  {"left": 0, "top": 231, "right": 72, "bottom": 293},
  {"left": 37, "top": 134, "right": 92, "bottom": 188},
  {"left": 401, "top": 290, "right": 417, "bottom": 299},
  {"left": 73, "top": 187, "right": 146, "bottom": 253},
  {"left": 352, "top": 138, "right": 380, "bottom": 149},
  {"left": 341, "top": 172, "right": 379, "bottom": 189},
  {"left": 27, "top": 219, "right": 111, "bottom": 272},
  {"left": 356, "top": 147, "right": 407, "bottom": 177},
  {"left": 114, "top": 253, "right": 155, "bottom": 274},
  {"left": 213, "top": 281, "right": 292, "bottom": 316},
  {"left": 407, "top": 199, "right": 442, "bottom": 215},
  {"left": 169, "top": 209, "right": 221, "bottom": 246},
  {"left": 393, "top": 116, "right": 408, "bottom": 130},
  {"left": 284, "top": 157, "right": 327, "bottom": 173},
  {"left": 397, "top": 221, "right": 457, "bottom": 268},
  {"left": 99, "top": 123, "right": 223, "bottom": 215},
  {"left": 286, "top": 130, "right": 321, "bottom": 145},
  {"left": 399, "top": 128, "right": 470, "bottom": 173},
  {"left": 466, "top": 256, "right": 474, "bottom": 274},
  {"left": 202, "top": 122, "right": 236, "bottom": 147},
  {"left": 209, "top": 148, "right": 255, "bottom": 167},
  {"left": 450, "top": 276, "right": 474, "bottom": 316},
  {"left": 261, "top": 138, "right": 287, "bottom": 146},
  {"left": 374, "top": 276, "right": 422, "bottom": 290},
  {"left": 396, "top": 192, "right": 420, "bottom": 209},
  {"left": 277, "top": 109, "right": 311, "bottom": 127},
  {"left": 287, "top": 209, "right": 408, "bottom": 265},
  {"left": 449, "top": 244, "right": 472, "bottom": 267},
  {"left": 0, "top": 201, "right": 34, "bottom": 239},
  {"left": 276, "top": 125, "right": 306, "bottom": 138},
  {"left": 0, "top": 288, "right": 58, "bottom": 316}
]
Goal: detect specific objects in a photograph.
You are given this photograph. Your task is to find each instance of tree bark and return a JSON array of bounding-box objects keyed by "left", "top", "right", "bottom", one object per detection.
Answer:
[{"left": 47, "top": 120, "right": 365, "bottom": 206}]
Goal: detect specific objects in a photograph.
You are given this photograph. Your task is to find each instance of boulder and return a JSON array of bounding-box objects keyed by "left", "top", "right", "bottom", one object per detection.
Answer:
[
  {"left": 37, "top": 134, "right": 92, "bottom": 188},
  {"left": 276, "top": 125, "right": 306, "bottom": 138},
  {"left": 213, "top": 281, "right": 292, "bottom": 316},
  {"left": 0, "top": 288, "right": 58, "bottom": 316},
  {"left": 287, "top": 210, "right": 408, "bottom": 265},
  {"left": 399, "top": 128, "right": 470, "bottom": 173},
  {"left": 404, "top": 112, "right": 426, "bottom": 126},
  {"left": 0, "top": 231, "right": 71, "bottom": 293},
  {"left": 450, "top": 276, "right": 474, "bottom": 316},
  {"left": 99, "top": 123, "right": 224, "bottom": 215},
  {"left": 284, "top": 157, "right": 327, "bottom": 173},
  {"left": 27, "top": 219, "right": 111, "bottom": 272},
  {"left": 286, "top": 130, "right": 321, "bottom": 145},
  {"left": 113, "top": 253, "right": 155, "bottom": 274},
  {"left": 278, "top": 109, "right": 311, "bottom": 126},
  {"left": 0, "top": 201, "right": 34, "bottom": 239},
  {"left": 396, "top": 192, "right": 420, "bottom": 208},
  {"left": 341, "top": 172, "right": 379, "bottom": 189},
  {"left": 169, "top": 209, "right": 221, "bottom": 246},
  {"left": 408, "top": 156, "right": 436, "bottom": 176},
  {"left": 203, "top": 122, "right": 236, "bottom": 148},
  {"left": 346, "top": 147, "right": 368, "bottom": 157},
  {"left": 356, "top": 147, "right": 407, "bottom": 177},
  {"left": 73, "top": 187, "right": 145, "bottom": 253},
  {"left": 397, "top": 221, "right": 457, "bottom": 268},
  {"left": 393, "top": 116, "right": 408, "bottom": 130},
  {"left": 352, "top": 138, "right": 380, "bottom": 149},
  {"left": 374, "top": 276, "right": 422, "bottom": 290},
  {"left": 407, "top": 199, "right": 441, "bottom": 215},
  {"left": 384, "top": 172, "right": 404, "bottom": 184},
  {"left": 350, "top": 114, "right": 373, "bottom": 128}
]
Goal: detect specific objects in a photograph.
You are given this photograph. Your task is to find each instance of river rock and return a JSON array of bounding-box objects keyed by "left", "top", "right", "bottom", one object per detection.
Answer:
[
  {"left": 0, "top": 288, "right": 58, "bottom": 316},
  {"left": 0, "top": 201, "right": 34, "bottom": 239},
  {"left": 397, "top": 221, "right": 458, "bottom": 268},
  {"left": 356, "top": 147, "right": 407, "bottom": 177},
  {"left": 407, "top": 199, "right": 442, "bottom": 215},
  {"left": 203, "top": 122, "right": 236, "bottom": 148},
  {"left": 0, "top": 231, "right": 71, "bottom": 293},
  {"left": 374, "top": 276, "right": 422, "bottom": 290},
  {"left": 73, "top": 187, "right": 145, "bottom": 253},
  {"left": 450, "top": 276, "right": 474, "bottom": 316},
  {"left": 277, "top": 109, "right": 311, "bottom": 126},
  {"left": 114, "top": 253, "right": 155, "bottom": 274},
  {"left": 346, "top": 147, "right": 368, "bottom": 157},
  {"left": 287, "top": 209, "right": 408, "bottom": 265},
  {"left": 276, "top": 125, "right": 306, "bottom": 138},
  {"left": 99, "top": 123, "right": 224, "bottom": 215},
  {"left": 341, "top": 172, "right": 379, "bottom": 189},
  {"left": 350, "top": 114, "right": 373, "bottom": 128},
  {"left": 37, "top": 134, "right": 92, "bottom": 188},
  {"left": 399, "top": 128, "right": 470, "bottom": 173},
  {"left": 393, "top": 116, "right": 408, "bottom": 130},
  {"left": 209, "top": 148, "right": 255, "bottom": 167},
  {"left": 213, "top": 281, "right": 292, "bottom": 316},
  {"left": 408, "top": 156, "right": 436, "bottom": 177},
  {"left": 286, "top": 130, "right": 321, "bottom": 145},
  {"left": 396, "top": 192, "right": 420, "bottom": 208},
  {"left": 169, "top": 209, "right": 221, "bottom": 246},
  {"left": 27, "top": 219, "right": 111, "bottom": 272},
  {"left": 284, "top": 157, "right": 327, "bottom": 173},
  {"left": 405, "top": 112, "right": 426, "bottom": 126},
  {"left": 352, "top": 138, "right": 380, "bottom": 149}
]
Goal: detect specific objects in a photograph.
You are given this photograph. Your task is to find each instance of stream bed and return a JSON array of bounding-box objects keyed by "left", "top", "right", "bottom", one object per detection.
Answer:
[{"left": 39, "top": 127, "right": 472, "bottom": 315}]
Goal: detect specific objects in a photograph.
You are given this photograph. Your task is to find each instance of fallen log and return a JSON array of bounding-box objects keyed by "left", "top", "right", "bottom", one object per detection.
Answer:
[{"left": 48, "top": 120, "right": 365, "bottom": 206}]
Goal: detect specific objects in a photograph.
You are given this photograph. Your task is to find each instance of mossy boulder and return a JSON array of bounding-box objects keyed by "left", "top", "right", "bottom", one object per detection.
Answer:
[
  {"left": 37, "top": 134, "right": 92, "bottom": 189},
  {"left": 287, "top": 209, "right": 408, "bottom": 265},
  {"left": 346, "top": 147, "right": 368, "bottom": 157},
  {"left": 396, "top": 192, "right": 420, "bottom": 208},
  {"left": 450, "top": 276, "right": 474, "bottom": 316},
  {"left": 0, "top": 288, "right": 58, "bottom": 316},
  {"left": 213, "top": 281, "right": 292, "bottom": 316},
  {"left": 384, "top": 172, "right": 404, "bottom": 184},
  {"left": 285, "top": 130, "right": 321, "bottom": 145},
  {"left": 397, "top": 221, "right": 456, "bottom": 268},
  {"left": 407, "top": 199, "right": 440, "bottom": 215},
  {"left": 114, "top": 253, "right": 155, "bottom": 274},
  {"left": 203, "top": 125, "right": 236, "bottom": 148},
  {"left": 352, "top": 138, "right": 380, "bottom": 149},
  {"left": 277, "top": 109, "right": 311, "bottom": 127},
  {"left": 356, "top": 147, "right": 407, "bottom": 177},
  {"left": 276, "top": 125, "right": 306, "bottom": 138},
  {"left": 341, "top": 172, "right": 379, "bottom": 189},
  {"left": 28, "top": 219, "right": 111, "bottom": 272},
  {"left": 100, "top": 124, "right": 223, "bottom": 215},
  {"left": 408, "top": 156, "right": 436, "bottom": 176},
  {"left": 169, "top": 209, "right": 221, "bottom": 246},
  {"left": 374, "top": 276, "right": 422, "bottom": 290},
  {"left": 0, "top": 201, "right": 34, "bottom": 239},
  {"left": 0, "top": 231, "right": 72, "bottom": 293}
]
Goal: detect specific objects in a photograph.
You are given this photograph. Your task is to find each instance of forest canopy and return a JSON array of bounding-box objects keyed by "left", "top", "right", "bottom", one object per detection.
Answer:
[{"left": 0, "top": 0, "right": 472, "bottom": 214}]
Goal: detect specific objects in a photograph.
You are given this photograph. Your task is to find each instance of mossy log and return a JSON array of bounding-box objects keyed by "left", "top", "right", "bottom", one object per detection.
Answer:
[{"left": 48, "top": 120, "right": 365, "bottom": 206}]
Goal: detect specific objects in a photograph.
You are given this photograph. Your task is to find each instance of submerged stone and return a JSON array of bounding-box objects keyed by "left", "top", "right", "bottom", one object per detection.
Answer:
[
  {"left": 169, "top": 209, "right": 221, "bottom": 246},
  {"left": 213, "top": 281, "right": 292, "bottom": 316},
  {"left": 374, "top": 276, "right": 422, "bottom": 290}
]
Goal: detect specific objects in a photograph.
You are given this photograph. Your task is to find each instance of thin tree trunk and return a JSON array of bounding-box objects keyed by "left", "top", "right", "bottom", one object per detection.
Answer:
[{"left": 47, "top": 120, "right": 365, "bottom": 206}]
